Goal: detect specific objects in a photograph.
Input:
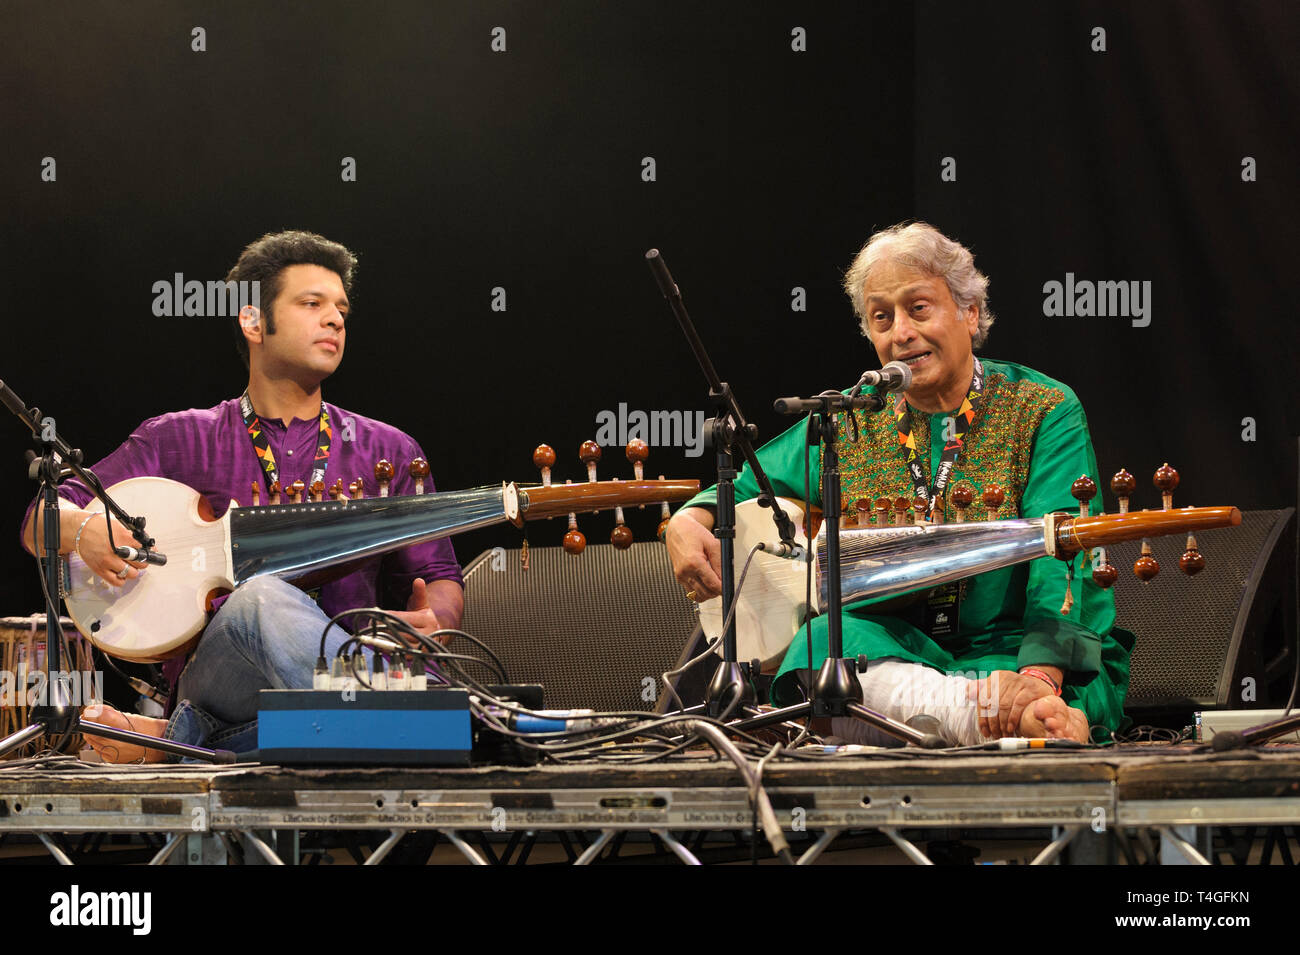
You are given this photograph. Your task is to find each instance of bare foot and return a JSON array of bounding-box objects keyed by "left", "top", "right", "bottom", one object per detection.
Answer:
[
  {"left": 1019, "top": 697, "right": 1088, "bottom": 742},
  {"left": 80, "top": 704, "right": 170, "bottom": 763}
]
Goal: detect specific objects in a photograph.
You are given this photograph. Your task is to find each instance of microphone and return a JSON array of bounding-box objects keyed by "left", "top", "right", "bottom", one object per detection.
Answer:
[
  {"left": 758, "top": 540, "right": 805, "bottom": 560},
  {"left": 114, "top": 545, "right": 167, "bottom": 566},
  {"left": 773, "top": 393, "right": 884, "bottom": 414},
  {"left": 854, "top": 360, "right": 912, "bottom": 393},
  {"left": 1210, "top": 711, "right": 1300, "bottom": 750}
]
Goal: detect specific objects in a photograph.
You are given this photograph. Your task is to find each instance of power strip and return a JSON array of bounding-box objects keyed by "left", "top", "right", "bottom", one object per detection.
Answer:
[{"left": 1195, "top": 708, "right": 1300, "bottom": 743}]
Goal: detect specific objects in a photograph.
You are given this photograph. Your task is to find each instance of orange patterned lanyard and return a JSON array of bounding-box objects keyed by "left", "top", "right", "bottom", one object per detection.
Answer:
[
  {"left": 239, "top": 392, "right": 332, "bottom": 493},
  {"left": 893, "top": 357, "right": 983, "bottom": 519}
]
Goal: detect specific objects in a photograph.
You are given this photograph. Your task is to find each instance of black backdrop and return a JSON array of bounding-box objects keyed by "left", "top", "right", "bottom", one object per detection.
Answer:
[{"left": 2, "top": 0, "right": 1296, "bottom": 615}]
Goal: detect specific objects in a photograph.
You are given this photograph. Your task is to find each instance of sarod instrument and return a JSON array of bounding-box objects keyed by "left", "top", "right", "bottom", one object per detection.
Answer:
[
  {"left": 700, "top": 464, "right": 1241, "bottom": 668},
  {"left": 64, "top": 458, "right": 697, "bottom": 663}
]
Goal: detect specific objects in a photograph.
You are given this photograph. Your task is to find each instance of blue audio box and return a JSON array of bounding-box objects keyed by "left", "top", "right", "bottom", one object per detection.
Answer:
[{"left": 257, "top": 689, "right": 473, "bottom": 765}]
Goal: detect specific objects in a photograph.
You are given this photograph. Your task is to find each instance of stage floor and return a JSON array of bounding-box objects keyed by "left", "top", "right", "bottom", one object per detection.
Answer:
[{"left": 2, "top": 744, "right": 1297, "bottom": 864}]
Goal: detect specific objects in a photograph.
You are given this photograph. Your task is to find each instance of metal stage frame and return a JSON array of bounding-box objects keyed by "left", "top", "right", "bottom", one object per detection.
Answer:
[{"left": 1, "top": 746, "right": 1297, "bottom": 865}]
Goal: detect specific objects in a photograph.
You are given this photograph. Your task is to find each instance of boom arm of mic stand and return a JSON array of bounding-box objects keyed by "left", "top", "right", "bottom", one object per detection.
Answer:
[
  {"left": 643, "top": 251, "right": 798, "bottom": 548},
  {"left": 4, "top": 378, "right": 155, "bottom": 549}
]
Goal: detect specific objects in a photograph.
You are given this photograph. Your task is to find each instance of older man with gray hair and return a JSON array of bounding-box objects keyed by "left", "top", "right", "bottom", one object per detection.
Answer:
[{"left": 666, "top": 222, "right": 1132, "bottom": 745}]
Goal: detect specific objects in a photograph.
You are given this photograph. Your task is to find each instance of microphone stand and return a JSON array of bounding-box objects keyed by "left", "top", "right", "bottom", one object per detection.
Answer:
[
  {"left": 645, "top": 251, "right": 800, "bottom": 719},
  {"left": 0, "top": 379, "right": 233, "bottom": 764},
  {"left": 721, "top": 391, "right": 944, "bottom": 747}
]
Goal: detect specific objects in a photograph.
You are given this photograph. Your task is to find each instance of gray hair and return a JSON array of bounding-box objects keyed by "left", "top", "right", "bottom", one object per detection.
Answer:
[{"left": 842, "top": 222, "right": 995, "bottom": 349}]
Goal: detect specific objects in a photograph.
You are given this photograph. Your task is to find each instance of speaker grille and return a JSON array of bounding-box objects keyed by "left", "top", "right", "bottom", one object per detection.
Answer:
[
  {"left": 1112, "top": 509, "right": 1291, "bottom": 707},
  {"left": 460, "top": 542, "right": 699, "bottom": 711}
]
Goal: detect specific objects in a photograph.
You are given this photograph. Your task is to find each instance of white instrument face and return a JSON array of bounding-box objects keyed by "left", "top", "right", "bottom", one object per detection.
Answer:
[
  {"left": 63, "top": 478, "right": 234, "bottom": 663},
  {"left": 698, "top": 498, "right": 814, "bottom": 670}
]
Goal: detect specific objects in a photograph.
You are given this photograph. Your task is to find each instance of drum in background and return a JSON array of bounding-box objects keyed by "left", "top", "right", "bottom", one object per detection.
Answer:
[{"left": 0, "top": 615, "right": 94, "bottom": 759}]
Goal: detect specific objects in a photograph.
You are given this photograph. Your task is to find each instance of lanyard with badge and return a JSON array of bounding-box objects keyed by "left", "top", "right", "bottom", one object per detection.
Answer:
[
  {"left": 892, "top": 357, "right": 984, "bottom": 637},
  {"left": 239, "top": 391, "right": 333, "bottom": 496}
]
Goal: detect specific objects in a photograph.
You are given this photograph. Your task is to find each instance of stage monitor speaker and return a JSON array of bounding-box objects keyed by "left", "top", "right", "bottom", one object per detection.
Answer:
[
  {"left": 460, "top": 541, "right": 700, "bottom": 712},
  {"left": 1112, "top": 508, "right": 1296, "bottom": 717}
]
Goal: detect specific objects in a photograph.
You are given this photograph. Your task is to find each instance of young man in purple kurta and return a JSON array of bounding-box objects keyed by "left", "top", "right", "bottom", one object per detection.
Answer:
[{"left": 21, "top": 231, "right": 463, "bottom": 761}]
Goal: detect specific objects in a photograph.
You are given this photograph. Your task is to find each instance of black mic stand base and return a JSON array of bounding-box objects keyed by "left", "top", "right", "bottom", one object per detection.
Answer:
[
  {"left": 725, "top": 656, "right": 949, "bottom": 749},
  {"left": 703, "top": 658, "right": 756, "bottom": 719}
]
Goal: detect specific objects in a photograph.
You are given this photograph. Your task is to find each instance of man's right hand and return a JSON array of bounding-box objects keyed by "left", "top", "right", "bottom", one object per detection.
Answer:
[
  {"left": 76, "top": 514, "right": 147, "bottom": 588},
  {"left": 665, "top": 508, "right": 723, "bottom": 602}
]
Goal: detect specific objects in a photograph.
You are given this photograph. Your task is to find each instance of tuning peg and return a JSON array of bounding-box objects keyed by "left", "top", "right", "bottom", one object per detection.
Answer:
[
  {"left": 409, "top": 457, "right": 429, "bottom": 495},
  {"left": 289, "top": 480, "right": 305, "bottom": 505},
  {"left": 626, "top": 439, "right": 648, "bottom": 479},
  {"left": 250, "top": 482, "right": 261, "bottom": 507},
  {"left": 1134, "top": 541, "right": 1159, "bottom": 583},
  {"left": 1111, "top": 469, "right": 1135, "bottom": 514},
  {"left": 310, "top": 480, "right": 324, "bottom": 503},
  {"left": 1092, "top": 549, "right": 1118, "bottom": 589},
  {"left": 855, "top": 498, "right": 873, "bottom": 527},
  {"left": 982, "top": 483, "right": 1005, "bottom": 521},
  {"left": 611, "top": 524, "right": 634, "bottom": 551},
  {"left": 563, "top": 480, "right": 586, "bottom": 555},
  {"left": 875, "top": 497, "right": 892, "bottom": 526},
  {"left": 912, "top": 495, "right": 929, "bottom": 526},
  {"left": 269, "top": 481, "right": 282, "bottom": 505},
  {"left": 609, "top": 478, "right": 633, "bottom": 549},
  {"left": 1071, "top": 475, "right": 1097, "bottom": 518},
  {"left": 533, "top": 444, "right": 555, "bottom": 487},
  {"left": 893, "top": 496, "right": 911, "bottom": 526},
  {"left": 657, "top": 475, "right": 672, "bottom": 540},
  {"left": 375, "top": 459, "right": 394, "bottom": 497},
  {"left": 1180, "top": 533, "right": 1206, "bottom": 575},
  {"left": 329, "top": 478, "right": 347, "bottom": 501},
  {"left": 580, "top": 440, "right": 602, "bottom": 482},
  {"left": 951, "top": 482, "right": 973, "bottom": 523},
  {"left": 627, "top": 440, "right": 650, "bottom": 509},
  {"left": 1154, "top": 463, "right": 1179, "bottom": 510},
  {"left": 350, "top": 478, "right": 364, "bottom": 499}
]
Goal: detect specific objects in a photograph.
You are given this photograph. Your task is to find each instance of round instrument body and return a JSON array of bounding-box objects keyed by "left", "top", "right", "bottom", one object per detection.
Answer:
[
  {"left": 63, "top": 477, "right": 234, "bottom": 663},
  {"left": 698, "top": 498, "right": 813, "bottom": 671}
]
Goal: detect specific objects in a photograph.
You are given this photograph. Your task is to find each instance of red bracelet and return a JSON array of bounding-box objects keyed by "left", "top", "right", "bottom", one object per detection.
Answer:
[{"left": 1020, "top": 667, "right": 1061, "bottom": 695}]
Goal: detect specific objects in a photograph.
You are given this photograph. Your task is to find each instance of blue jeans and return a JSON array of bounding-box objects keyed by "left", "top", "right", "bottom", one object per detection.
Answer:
[{"left": 162, "top": 576, "right": 366, "bottom": 758}]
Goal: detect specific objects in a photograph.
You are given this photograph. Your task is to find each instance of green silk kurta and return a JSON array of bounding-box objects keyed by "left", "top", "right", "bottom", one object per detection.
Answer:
[{"left": 685, "top": 358, "right": 1134, "bottom": 736}]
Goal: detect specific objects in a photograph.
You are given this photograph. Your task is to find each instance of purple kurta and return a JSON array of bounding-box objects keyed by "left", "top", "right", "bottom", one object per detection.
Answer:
[{"left": 22, "top": 398, "right": 464, "bottom": 685}]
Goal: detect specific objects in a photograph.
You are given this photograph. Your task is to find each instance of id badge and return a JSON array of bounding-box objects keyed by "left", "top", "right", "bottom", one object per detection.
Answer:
[{"left": 925, "top": 582, "right": 962, "bottom": 637}]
